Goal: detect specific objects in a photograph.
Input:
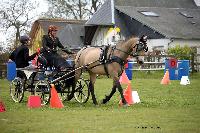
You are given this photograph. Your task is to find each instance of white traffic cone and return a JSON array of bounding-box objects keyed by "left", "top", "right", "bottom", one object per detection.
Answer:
[
  {"left": 180, "top": 76, "right": 190, "bottom": 85},
  {"left": 132, "top": 91, "right": 140, "bottom": 104}
]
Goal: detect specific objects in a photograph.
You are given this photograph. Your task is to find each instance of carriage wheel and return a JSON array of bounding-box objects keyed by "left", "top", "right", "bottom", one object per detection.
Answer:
[
  {"left": 59, "top": 82, "right": 75, "bottom": 101},
  {"left": 74, "top": 78, "right": 90, "bottom": 103},
  {"left": 34, "top": 80, "right": 50, "bottom": 105},
  {"left": 10, "top": 77, "right": 25, "bottom": 103}
]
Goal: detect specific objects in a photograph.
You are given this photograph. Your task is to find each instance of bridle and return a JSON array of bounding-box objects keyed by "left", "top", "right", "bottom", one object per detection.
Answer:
[
  {"left": 132, "top": 40, "right": 148, "bottom": 57},
  {"left": 114, "top": 39, "right": 148, "bottom": 57}
]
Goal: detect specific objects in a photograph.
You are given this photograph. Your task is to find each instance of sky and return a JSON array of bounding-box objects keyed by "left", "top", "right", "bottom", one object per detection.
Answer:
[{"left": 0, "top": 0, "right": 48, "bottom": 50}]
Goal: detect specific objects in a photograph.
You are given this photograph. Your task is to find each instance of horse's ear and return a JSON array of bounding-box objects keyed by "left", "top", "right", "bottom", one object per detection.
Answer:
[{"left": 140, "top": 35, "right": 148, "bottom": 42}]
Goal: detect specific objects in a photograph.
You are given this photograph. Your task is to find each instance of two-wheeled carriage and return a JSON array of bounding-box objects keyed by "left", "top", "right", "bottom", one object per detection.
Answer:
[{"left": 9, "top": 56, "right": 90, "bottom": 105}]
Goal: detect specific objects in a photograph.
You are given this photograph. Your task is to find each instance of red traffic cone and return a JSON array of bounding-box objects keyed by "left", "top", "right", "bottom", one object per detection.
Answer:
[
  {"left": 161, "top": 70, "right": 170, "bottom": 85},
  {"left": 119, "top": 83, "right": 133, "bottom": 106},
  {"left": 0, "top": 99, "right": 6, "bottom": 112},
  {"left": 27, "top": 95, "right": 41, "bottom": 108},
  {"left": 50, "top": 84, "right": 64, "bottom": 108},
  {"left": 119, "top": 71, "right": 131, "bottom": 84}
]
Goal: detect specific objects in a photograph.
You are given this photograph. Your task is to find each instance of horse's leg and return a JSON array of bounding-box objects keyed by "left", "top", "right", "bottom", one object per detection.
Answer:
[
  {"left": 112, "top": 74, "right": 127, "bottom": 105},
  {"left": 115, "top": 80, "right": 127, "bottom": 105},
  {"left": 89, "top": 73, "right": 98, "bottom": 105},
  {"left": 101, "top": 81, "right": 117, "bottom": 104}
]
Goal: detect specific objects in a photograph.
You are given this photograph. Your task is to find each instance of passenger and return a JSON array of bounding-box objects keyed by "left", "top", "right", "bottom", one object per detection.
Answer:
[
  {"left": 9, "top": 35, "right": 38, "bottom": 68},
  {"left": 41, "top": 25, "right": 74, "bottom": 71},
  {"left": 9, "top": 35, "right": 38, "bottom": 93}
]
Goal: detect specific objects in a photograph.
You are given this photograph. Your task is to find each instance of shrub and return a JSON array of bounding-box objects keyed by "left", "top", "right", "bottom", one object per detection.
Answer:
[{"left": 168, "top": 45, "right": 194, "bottom": 60}]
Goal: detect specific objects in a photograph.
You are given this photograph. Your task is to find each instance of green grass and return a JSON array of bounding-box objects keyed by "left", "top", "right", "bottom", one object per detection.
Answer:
[{"left": 0, "top": 71, "right": 200, "bottom": 133}]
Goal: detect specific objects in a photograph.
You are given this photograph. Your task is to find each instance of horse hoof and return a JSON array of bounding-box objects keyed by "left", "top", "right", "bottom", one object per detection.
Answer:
[
  {"left": 93, "top": 102, "right": 98, "bottom": 105},
  {"left": 122, "top": 103, "right": 130, "bottom": 107},
  {"left": 101, "top": 99, "right": 107, "bottom": 104}
]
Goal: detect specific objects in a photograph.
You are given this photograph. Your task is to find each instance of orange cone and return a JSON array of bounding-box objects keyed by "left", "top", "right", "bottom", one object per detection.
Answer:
[
  {"left": 119, "top": 83, "right": 133, "bottom": 106},
  {"left": 27, "top": 95, "right": 41, "bottom": 108},
  {"left": 119, "top": 71, "right": 131, "bottom": 84},
  {"left": 0, "top": 99, "right": 6, "bottom": 112},
  {"left": 50, "top": 84, "right": 64, "bottom": 108},
  {"left": 161, "top": 70, "right": 170, "bottom": 85}
]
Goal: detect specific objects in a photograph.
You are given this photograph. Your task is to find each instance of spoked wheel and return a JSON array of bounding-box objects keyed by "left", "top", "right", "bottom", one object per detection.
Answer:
[
  {"left": 34, "top": 80, "right": 50, "bottom": 105},
  {"left": 74, "top": 78, "right": 90, "bottom": 103},
  {"left": 58, "top": 81, "right": 75, "bottom": 101},
  {"left": 10, "top": 77, "right": 25, "bottom": 103}
]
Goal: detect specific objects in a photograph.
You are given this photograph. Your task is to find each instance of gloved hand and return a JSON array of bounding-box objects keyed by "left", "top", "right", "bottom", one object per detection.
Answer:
[{"left": 62, "top": 48, "right": 75, "bottom": 54}]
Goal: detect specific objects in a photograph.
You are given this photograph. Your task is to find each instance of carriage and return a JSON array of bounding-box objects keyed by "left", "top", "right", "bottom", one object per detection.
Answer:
[
  {"left": 8, "top": 56, "right": 90, "bottom": 105},
  {"left": 8, "top": 35, "right": 148, "bottom": 106}
]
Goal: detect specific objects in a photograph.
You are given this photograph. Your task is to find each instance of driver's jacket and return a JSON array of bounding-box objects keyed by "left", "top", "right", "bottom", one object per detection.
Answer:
[{"left": 42, "top": 35, "right": 65, "bottom": 53}]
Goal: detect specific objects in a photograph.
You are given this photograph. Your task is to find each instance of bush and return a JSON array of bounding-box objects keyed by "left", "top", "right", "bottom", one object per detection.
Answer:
[{"left": 168, "top": 45, "right": 194, "bottom": 60}]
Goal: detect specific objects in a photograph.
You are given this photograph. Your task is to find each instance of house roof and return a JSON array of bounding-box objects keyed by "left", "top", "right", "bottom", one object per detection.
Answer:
[
  {"left": 116, "top": 6, "right": 200, "bottom": 39},
  {"left": 58, "top": 24, "right": 85, "bottom": 49},
  {"left": 85, "top": 0, "right": 200, "bottom": 39},
  {"left": 115, "top": 0, "right": 200, "bottom": 8},
  {"left": 30, "top": 18, "right": 86, "bottom": 48},
  {"left": 85, "top": 0, "right": 114, "bottom": 25}
]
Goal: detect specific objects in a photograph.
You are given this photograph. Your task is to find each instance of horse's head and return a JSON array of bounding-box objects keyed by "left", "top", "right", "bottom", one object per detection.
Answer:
[{"left": 131, "top": 35, "right": 148, "bottom": 65}]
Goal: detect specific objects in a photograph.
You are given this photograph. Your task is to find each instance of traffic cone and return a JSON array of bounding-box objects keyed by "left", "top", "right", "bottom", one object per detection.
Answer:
[
  {"left": 27, "top": 95, "right": 41, "bottom": 108},
  {"left": 161, "top": 70, "right": 170, "bottom": 85},
  {"left": 119, "top": 71, "right": 131, "bottom": 84},
  {"left": 0, "top": 99, "right": 6, "bottom": 112},
  {"left": 50, "top": 84, "right": 64, "bottom": 108},
  {"left": 132, "top": 91, "right": 140, "bottom": 104},
  {"left": 180, "top": 76, "right": 190, "bottom": 85},
  {"left": 119, "top": 83, "right": 133, "bottom": 106}
]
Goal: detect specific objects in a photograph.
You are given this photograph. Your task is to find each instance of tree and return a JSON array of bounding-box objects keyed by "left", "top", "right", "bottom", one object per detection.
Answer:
[
  {"left": 0, "top": 0, "right": 39, "bottom": 48},
  {"left": 46, "top": 0, "right": 105, "bottom": 19}
]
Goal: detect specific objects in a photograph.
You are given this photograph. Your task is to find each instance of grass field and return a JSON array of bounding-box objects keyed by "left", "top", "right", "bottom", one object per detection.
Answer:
[{"left": 0, "top": 71, "right": 200, "bottom": 133}]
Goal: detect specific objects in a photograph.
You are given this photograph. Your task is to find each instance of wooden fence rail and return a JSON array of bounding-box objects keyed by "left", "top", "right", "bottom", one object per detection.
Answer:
[{"left": 0, "top": 54, "right": 200, "bottom": 78}]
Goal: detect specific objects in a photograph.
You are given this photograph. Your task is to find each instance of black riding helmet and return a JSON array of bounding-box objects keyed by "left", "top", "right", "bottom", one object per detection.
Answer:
[{"left": 20, "top": 35, "right": 30, "bottom": 44}]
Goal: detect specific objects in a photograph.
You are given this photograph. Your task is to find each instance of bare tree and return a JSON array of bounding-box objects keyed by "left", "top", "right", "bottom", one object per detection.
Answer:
[
  {"left": 0, "top": 0, "right": 39, "bottom": 48},
  {"left": 45, "top": 0, "right": 105, "bottom": 19}
]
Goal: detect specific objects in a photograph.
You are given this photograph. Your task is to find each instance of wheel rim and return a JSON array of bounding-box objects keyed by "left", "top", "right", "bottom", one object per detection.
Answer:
[
  {"left": 10, "top": 77, "right": 24, "bottom": 103},
  {"left": 58, "top": 81, "right": 75, "bottom": 101},
  {"left": 34, "top": 80, "right": 50, "bottom": 105},
  {"left": 74, "top": 78, "right": 89, "bottom": 103}
]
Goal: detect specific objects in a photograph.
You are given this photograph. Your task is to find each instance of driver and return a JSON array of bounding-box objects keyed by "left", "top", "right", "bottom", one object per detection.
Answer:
[{"left": 41, "top": 25, "right": 74, "bottom": 70}]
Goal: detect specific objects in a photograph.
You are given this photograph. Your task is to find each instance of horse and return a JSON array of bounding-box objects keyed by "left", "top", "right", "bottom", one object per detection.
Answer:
[{"left": 74, "top": 35, "right": 148, "bottom": 105}]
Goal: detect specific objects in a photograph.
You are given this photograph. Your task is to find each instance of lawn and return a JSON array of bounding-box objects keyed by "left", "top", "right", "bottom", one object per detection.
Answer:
[{"left": 0, "top": 71, "right": 200, "bottom": 133}]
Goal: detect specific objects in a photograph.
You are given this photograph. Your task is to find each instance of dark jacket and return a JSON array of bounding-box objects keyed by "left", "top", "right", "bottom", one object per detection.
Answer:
[
  {"left": 9, "top": 44, "right": 37, "bottom": 68},
  {"left": 42, "top": 35, "right": 72, "bottom": 54}
]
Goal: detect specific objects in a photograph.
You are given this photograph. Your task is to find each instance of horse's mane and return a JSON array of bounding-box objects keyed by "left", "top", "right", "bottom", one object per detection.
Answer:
[{"left": 116, "top": 36, "right": 138, "bottom": 49}]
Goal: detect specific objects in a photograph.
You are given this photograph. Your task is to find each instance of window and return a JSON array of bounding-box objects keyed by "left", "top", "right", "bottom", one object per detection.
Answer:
[
  {"left": 179, "top": 12, "right": 193, "bottom": 18},
  {"left": 139, "top": 11, "right": 159, "bottom": 17}
]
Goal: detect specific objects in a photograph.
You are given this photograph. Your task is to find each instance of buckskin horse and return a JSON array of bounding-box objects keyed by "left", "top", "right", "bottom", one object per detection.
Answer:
[{"left": 75, "top": 35, "right": 148, "bottom": 106}]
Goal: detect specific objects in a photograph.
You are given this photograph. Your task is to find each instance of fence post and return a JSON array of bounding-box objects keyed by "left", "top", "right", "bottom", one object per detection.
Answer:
[
  {"left": 147, "top": 53, "right": 151, "bottom": 74},
  {"left": 191, "top": 53, "right": 195, "bottom": 73}
]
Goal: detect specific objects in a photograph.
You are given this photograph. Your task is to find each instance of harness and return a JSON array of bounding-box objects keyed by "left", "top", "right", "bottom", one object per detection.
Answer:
[
  {"left": 99, "top": 45, "right": 127, "bottom": 77},
  {"left": 77, "top": 38, "right": 148, "bottom": 77},
  {"left": 99, "top": 45, "right": 110, "bottom": 76}
]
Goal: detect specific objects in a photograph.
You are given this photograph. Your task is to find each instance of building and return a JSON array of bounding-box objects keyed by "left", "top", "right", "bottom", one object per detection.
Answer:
[
  {"left": 29, "top": 18, "right": 86, "bottom": 53},
  {"left": 85, "top": 0, "right": 200, "bottom": 53}
]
